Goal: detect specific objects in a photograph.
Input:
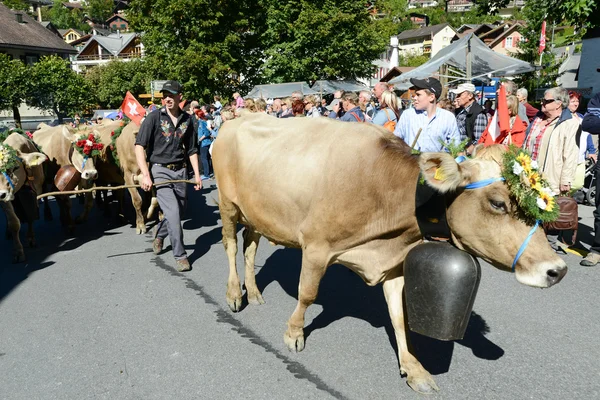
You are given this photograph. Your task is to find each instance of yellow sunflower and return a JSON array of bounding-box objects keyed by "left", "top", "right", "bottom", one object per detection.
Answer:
[
  {"left": 528, "top": 172, "right": 542, "bottom": 192},
  {"left": 539, "top": 190, "right": 555, "bottom": 212},
  {"left": 516, "top": 153, "right": 532, "bottom": 173}
]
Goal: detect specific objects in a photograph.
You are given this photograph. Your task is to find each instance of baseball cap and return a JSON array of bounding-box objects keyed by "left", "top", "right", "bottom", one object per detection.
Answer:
[
  {"left": 410, "top": 77, "right": 443, "bottom": 100},
  {"left": 449, "top": 83, "right": 476, "bottom": 95},
  {"left": 160, "top": 80, "right": 182, "bottom": 94}
]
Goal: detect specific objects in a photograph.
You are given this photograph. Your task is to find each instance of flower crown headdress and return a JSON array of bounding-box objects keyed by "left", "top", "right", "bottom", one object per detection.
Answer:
[
  {"left": 502, "top": 146, "right": 559, "bottom": 223},
  {"left": 74, "top": 133, "right": 104, "bottom": 157},
  {"left": 0, "top": 144, "right": 20, "bottom": 175}
]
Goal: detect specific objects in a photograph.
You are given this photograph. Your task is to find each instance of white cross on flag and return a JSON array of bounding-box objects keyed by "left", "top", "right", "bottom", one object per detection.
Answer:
[{"left": 120, "top": 91, "right": 146, "bottom": 126}]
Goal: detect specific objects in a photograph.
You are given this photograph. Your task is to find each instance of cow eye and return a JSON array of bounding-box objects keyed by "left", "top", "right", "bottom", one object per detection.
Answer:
[{"left": 490, "top": 199, "right": 506, "bottom": 211}]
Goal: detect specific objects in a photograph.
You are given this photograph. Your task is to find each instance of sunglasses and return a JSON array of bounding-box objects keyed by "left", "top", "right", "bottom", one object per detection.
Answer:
[{"left": 541, "top": 98, "right": 555, "bottom": 106}]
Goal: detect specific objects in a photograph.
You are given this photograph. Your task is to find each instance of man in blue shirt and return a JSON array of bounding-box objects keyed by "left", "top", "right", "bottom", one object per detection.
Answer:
[
  {"left": 332, "top": 93, "right": 365, "bottom": 122},
  {"left": 393, "top": 77, "right": 460, "bottom": 152}
]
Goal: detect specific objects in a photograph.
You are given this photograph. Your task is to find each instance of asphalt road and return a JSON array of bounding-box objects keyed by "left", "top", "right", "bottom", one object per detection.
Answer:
[{"left": 1, "top": 182, "right": 599, "bottom": 400}]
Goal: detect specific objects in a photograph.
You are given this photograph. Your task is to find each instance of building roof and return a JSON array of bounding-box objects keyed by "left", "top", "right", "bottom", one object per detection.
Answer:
[
  {"left": 557, "top": 54, "right": 580, "bottom": 89},
  {"left": 58, "top": 28, "right": 84, "bottom": 37},
  {"left": 106, "top": 14, "right": 129, "bottom": 24},
  {"left": 78, "top": 32, "right": 138, "bottom": 56},
  {"left": 486, "top": 22, "right": 525, "bottom": 48},
  {"left": 397, "top": 23, "right": 453, "bottom": 41},
  {"left": 380, "top": 66, "right": 416, "bottom": 83},
  {"left": 62, "top": 2, "right": 83, "bottom": 9},
  {"left": 0, "top": 4, "right": 76, "bottom": 54}
]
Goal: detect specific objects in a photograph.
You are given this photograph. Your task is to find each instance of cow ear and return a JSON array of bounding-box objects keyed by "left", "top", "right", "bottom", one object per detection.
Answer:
[
  {"left": 18, "top": 152, "right": 47, "bottom": 167},
  {"left": 62, "top": 126, "right": 77, "bottom": 143},
  {"left": 419, "top": 152, "right": 471, "bottom": 193}
]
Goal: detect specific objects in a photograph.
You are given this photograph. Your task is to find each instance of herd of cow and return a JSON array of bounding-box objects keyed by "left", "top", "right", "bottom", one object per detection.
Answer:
[
  {"left": 0, "top": 120, "right": 155, "bottom": 264},
  {"left": 1, "top": 113, "right": 570, "bottom": 394}
]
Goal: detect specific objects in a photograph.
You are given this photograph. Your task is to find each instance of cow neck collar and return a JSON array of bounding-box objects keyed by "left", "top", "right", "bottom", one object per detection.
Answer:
[{"left": 415, "top": 173, "right": 451, "bottom": 241}]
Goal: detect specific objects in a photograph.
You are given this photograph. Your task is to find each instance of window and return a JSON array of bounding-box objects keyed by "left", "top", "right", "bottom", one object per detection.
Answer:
[
  {"left": 25, "top": 55, "right": 38, "bottom": 65},
  {"left": 121, "top": 24, "right": 126, "bottom": 29},
  {"left": 506, "top": 37, "right": 513, "bottom": 48}
]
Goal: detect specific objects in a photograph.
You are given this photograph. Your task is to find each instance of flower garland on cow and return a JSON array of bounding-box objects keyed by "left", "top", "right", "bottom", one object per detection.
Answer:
[
  {"left": 108, "top": 117, "right": 130, "bottom": 167},
  {"left": 502, "top": 147, "right": 559, "bottom": 224},
  {"left": 74, "top": 133, "right": 104, "bottom": 159},
  {"left": 0, "top": 143, "right": 20, "bottom": 190}
]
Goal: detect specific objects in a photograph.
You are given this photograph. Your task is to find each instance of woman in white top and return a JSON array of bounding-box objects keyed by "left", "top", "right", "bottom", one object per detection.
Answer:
[{"left": 304, "top": 95, "right": 321, "bottom": 118}]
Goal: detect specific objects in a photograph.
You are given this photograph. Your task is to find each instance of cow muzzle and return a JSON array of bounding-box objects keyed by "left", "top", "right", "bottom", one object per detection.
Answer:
[
  {"left": 81, "top": 169, "right": 98, "bottom": 180},
  {"left": 0, "top": 190, "right": 14, "bottom": 202},
  {"left": 516, "top": 260, "right": 568, "bottom": 288}
]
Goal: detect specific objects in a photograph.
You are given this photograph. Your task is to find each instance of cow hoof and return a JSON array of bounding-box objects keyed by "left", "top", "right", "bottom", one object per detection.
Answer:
[
  {"left": 247, "top": 292, "right": 265, "bottom": 306},
  {"left": 13, "top": 253, "right": 25, "bottom": 263},
  {"left": 284, "top": 330, "right": 305, "bottom": 352},
  {"left": 226, "top": 296, "right": 242, "bottom": 312},
  {"left": 136, "top": 225, "right": 147, "bottom": 235},
  {"left": 407, "top": 375, "right": 440, "bottom": 395}
]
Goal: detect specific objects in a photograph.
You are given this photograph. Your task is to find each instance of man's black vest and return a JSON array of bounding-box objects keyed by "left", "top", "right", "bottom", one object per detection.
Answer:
[{"left": 465, "top": 101, "right": 487, "bottom": 140}]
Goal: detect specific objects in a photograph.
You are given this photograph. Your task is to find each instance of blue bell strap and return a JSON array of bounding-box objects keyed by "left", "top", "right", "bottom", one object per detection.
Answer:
[
  {"left": 512, "top": 220, "right": 541, "bottom": 272},
  {"left": 82, "top": 156, "right": 88, "bottom": 170},
  {"left": 2, "top": 171, "right": 15, "bottom": 190},
  {"left": 464, "top": 177, "right": 505, "bottom": 189},
  {"left": 455, "top": 155, "right": 467, "bottom": 164}
]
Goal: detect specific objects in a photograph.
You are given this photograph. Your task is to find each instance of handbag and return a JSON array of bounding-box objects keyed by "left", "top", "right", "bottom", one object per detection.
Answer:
[
  {"left": 383, "top": 109, "right": 397, "bottom": 132},
  {"left": 543, "top": 195, "right": 578, "bottom": 243}
]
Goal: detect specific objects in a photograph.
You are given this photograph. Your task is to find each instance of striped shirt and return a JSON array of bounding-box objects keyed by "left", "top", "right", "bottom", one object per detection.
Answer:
[{"left": 393, "top": 107, "right": 461, "bottom": 152}]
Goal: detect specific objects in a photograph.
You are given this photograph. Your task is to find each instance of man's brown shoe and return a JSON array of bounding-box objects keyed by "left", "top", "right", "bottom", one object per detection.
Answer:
[
  {"left": 176, "top": 258, "right": 191, "bottom": 272},
  {"left": 581, "top": 252, "right": 600, "bottom": 267},
  {"left": 152, "top": 238, "right": 164, "bottom": 255}
]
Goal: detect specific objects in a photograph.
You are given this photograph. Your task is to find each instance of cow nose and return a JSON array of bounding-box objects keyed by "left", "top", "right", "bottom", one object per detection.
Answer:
[
  {"left": 546, "top": 264, "right": 567, "bottom": 286},
  {"left": 82, "top": 170, "right": 98, "bottom": 180},
  {"left": 0, "top": 191, "right": 7, "bottom": 201}
]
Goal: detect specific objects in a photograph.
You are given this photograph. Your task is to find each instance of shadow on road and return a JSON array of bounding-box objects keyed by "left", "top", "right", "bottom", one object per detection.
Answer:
[{"left": 255, "top": 247, "right": 505, "bottom": 376}]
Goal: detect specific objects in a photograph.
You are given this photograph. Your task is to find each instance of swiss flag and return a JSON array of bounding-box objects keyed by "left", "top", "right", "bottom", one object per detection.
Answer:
[
  {"left": 120, "top": 91, "right": 146, "bottom": 126},
  {"left": 538, "top": 21, "right": 547, "bottom": 55},
  {"left": 487, "top": 84, "right": 511, "bottom": 143}
]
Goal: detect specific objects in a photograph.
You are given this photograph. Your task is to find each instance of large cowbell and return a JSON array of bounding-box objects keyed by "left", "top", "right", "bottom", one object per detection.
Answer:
[{"left": 404, "top": 242, "right": 481, "bottom": 341}]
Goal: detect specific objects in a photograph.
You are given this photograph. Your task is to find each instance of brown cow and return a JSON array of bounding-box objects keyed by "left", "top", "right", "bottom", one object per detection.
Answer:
[
  {"left": 0, "top": 132, "right": 47, "bottom": 262},
  {"left": 91, "top": 120, "right": 158, "bottom": 232},
  {"left": 212, "top": 114, "right": 567, "bottom": 394},
  {"left": 33, "top": 125, "right": 99, "bottom": 228},
  {"left": 113, "top": 121, "right": 158, "bottom": 234}
]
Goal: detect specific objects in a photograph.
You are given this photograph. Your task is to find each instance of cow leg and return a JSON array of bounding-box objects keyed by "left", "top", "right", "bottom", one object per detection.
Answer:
[
  {"left": 220, "top": 198, "right": 242, "bottom": 312},
  {"left": 284, "top": 249, "right": 328, "bottom": 352},
  {"left": 57, "top": 195, "right": 75, "bottom": 232},
  {"left": 242, "top": 227, "right": 264, "bottom": 306},
  {"left": 43, "top": 190, "right": 53, "bottom": 221},
  {"left": 382, "top": 274, "right": 439, "bottom": 394},
  {"left": 125, "top": 172, "right": 146, "bottom": 234},
  {"left": 75, "top": 192, "right": 94, "bottom": 223},
  {"left": 1, "top": 202, "right": 25, "bottom": 263},
  {"left": 146, "top": 192, "right": 159, "bottom": 220}
]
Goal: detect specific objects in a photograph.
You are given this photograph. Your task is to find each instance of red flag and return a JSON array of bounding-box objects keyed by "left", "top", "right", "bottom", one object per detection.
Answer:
[
  {"left": 120, "top": 91, "right": 146, "bottom": 126},
  {"left": 179, "top": 99, "right": 186, "bottom": 109},
  {"left": 487, "top": 84, "right": 511, "bottom": 143},
  {"left": 538, "top": 21, "right": 546, "bottom": 55}
]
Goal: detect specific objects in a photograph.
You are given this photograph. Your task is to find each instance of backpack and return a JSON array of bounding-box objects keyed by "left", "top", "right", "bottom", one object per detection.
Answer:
[{"left": 383, "top": 109, "right": 396, "bottom": 132}]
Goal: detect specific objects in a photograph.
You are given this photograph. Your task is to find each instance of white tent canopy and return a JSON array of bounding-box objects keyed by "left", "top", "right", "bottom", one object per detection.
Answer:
[
  {"left": 246, "top": 80, "right": 369, "bottom": 99},
  {"left": 389, "top": 33, "right": 536, "bottom": 89}
]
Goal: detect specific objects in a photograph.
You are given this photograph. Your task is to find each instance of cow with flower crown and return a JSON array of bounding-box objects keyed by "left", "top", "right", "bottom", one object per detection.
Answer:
[
  {"left": 0, "top": 129, "right": 47, "bottom": 262},
  {"left": 33, "top": 124, "right": 102, "bottom": 230}
]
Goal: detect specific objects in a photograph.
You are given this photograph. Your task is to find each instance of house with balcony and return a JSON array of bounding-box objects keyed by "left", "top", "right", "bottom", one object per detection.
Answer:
[
  {"left": 408, "top": 0, "right": 439, "bottom": 9},
  {"left": 71, "top": 31, "right": 142, "bottom": 73},
  {"left": 447, "top": 0, "right": 474, "bottom": 12},
  {"left": 479, "top": 22, "right": 525, "bottom": 56},
  {"left": 397, "top": 23, "right": 456, "bottom": 58}
]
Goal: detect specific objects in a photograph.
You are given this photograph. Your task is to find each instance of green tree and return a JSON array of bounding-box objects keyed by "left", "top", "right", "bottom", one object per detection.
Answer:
[
  {"left": 48, "top": 0, "right": 89, "bottom": 31},
  {"left": 27, "top": 56, "right": 95, "bottom": 123},
  {"left": 85, "top": 0, "right": 114, "bottom": 23},
  {"left": 259, "top": 0, "right": 395, "bottom": 83},
  {"left": 85, "top": 60, "right": 150, "bottom": 108},
  {"left": 0, "top": 54, "right": 29, "bottom": 128},
  {"left": 128, "top": 0, "right": 398, "bottom": 100},
  {"left": 473, "top": 0, "right": 510, "bottom": 16},
  {"left": 128, "top": 0, "right": 265, "bottom": 101},
  {"left": 1, "top": 0, "right": 29, "bottom": 11}
]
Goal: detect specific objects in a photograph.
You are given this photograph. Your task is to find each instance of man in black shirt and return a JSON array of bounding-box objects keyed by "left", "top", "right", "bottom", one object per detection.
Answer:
[{"left": 135, "top": 80, "right": 201, "bottom": 272}]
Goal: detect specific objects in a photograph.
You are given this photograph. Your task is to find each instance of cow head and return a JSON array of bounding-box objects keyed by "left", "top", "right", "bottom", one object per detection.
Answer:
[
  {"left": 419, "top": 150, "right": 567, "bottom": 288},
  {"left": 0, "top": 145, "right": 47, "bottom": 202},
  {"left": 62, "top": 126, "right": 99, "bottom": 181}
]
